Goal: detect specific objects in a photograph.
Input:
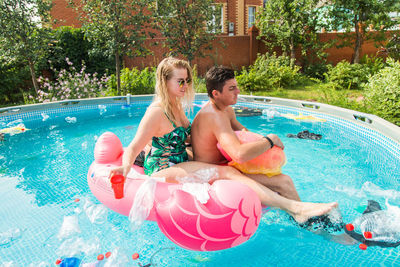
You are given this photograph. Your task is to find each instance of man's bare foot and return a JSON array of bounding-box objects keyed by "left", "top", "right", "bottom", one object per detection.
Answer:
[{"left": 289, "top": 202, "right": 338, "bottom": 223}]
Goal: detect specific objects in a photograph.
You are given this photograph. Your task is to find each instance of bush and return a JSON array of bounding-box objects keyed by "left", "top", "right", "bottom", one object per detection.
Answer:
[
  {"left": 385, "top": 34, "right": 400, "bottom": 61},
  {"left": 40, "top": 27, "right": 113, "bottom": 76},
  {"left": 236, "top": 53, "right": 302, "bottom": 92},
  {"left": 29, "top": 59, "right": 109, "bottom": 103},
  {"left": 325, "top": 57, "right": 385, "bottom": 90},
  {"left": 0, "top": 56, "right": 30, "bottom": 106},
  {"left": 325, "top": 61, "right": 369, "bottom": 90},
  {"left": 364, "top": 58, "right": 400, "bottom": 126},
  {"left": 106, "top": 67, "right": 156, "bottom": 95}
]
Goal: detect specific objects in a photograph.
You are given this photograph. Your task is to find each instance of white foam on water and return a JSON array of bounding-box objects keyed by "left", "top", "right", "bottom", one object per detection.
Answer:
[
  {"left": 65, "top": 117, "right": 77, "bottom": 124},
  {"left": 327, "top": 207, "right": 343, "bottom": 224},
  {"left": 83, "top": 200, "right": 108, "bottom": 224},
  {"left": 362, "top": 181, "right": 400, "bottom": 201},
  {"left": 58, "top": 215, "right": 81, "bottom": 240}
]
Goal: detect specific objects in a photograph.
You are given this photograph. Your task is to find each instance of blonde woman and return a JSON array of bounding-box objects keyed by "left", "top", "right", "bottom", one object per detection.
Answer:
[{"left": 111, "top": 57, "right": 338, "bottom": 223}]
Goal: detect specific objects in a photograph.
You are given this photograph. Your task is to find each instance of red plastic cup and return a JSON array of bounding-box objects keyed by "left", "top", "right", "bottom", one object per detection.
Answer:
[{"left": 110, "top": 174, "right": 125, "bottom": 199}]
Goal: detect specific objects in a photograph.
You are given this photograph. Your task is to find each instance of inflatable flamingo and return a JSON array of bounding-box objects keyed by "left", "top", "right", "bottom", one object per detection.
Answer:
[{"left": 87, "top": 132, "right": 262, "bottom": 251}]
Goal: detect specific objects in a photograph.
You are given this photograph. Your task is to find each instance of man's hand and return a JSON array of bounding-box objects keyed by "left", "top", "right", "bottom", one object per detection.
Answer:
[{"left": 266, "top": 134, "right": 284, "bottom": 150}]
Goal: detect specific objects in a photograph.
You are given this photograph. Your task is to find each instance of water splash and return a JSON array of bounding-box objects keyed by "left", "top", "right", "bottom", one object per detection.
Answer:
[
  {"left": 83, "top": 199, "right": 108, "bottom": 224},
  {"left": 41, "top": 113, "right": 49, "bottom": 122}
]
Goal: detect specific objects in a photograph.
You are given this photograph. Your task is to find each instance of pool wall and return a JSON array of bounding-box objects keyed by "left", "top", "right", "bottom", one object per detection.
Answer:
[{"left": 1, "top": 94, "right": 399, "bottom": 161}]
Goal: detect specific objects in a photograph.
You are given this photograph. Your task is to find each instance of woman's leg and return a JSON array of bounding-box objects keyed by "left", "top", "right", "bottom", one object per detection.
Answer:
[
  {"left": 152, "top": 162, "right": 337, "bottom": 223},
  {"left": 247, "top": 173, "right": 301, "bottom": 201}
]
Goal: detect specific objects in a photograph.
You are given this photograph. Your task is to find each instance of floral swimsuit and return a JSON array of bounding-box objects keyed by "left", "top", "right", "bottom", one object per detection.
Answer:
[{"left": 143, "top": 114, "right": 191, "bottom": 175}]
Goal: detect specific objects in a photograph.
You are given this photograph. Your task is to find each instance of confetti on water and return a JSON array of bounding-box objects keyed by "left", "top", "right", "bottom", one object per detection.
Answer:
[
  {"left": 41, "top": 113, "right": 49, "bottom": 121},
  {"left": 0, "top": 228, "right": 22, "bottom": 247},
  {"left": 65, "top": 117, "right": 77, "bottom": 124},
  {"left": 58, "top": 216, "right": 81, "bottom": 240}
]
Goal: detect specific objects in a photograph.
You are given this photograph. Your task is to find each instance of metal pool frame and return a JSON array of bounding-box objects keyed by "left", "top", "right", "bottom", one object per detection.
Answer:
[{"left": 1, "top": 93, "right": 399, "bottom": 145}]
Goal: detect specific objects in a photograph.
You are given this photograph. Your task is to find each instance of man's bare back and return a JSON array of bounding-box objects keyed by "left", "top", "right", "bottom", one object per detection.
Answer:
[{"left": 192, "top": 102, "right": 236, "bottom": 164}]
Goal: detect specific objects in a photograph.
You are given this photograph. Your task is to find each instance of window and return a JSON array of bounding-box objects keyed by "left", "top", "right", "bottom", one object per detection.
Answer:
[
  {"left": 248, "top": 6, "right": 256, "bottom": 28},
  {"left": 209, "top": 5, "right": 224, "bottom": 33}
]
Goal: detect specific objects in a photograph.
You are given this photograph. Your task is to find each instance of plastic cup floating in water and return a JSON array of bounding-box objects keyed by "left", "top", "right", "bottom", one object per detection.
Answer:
[{"left": 110, "top": 174, "right": 126, "bottom": 199}]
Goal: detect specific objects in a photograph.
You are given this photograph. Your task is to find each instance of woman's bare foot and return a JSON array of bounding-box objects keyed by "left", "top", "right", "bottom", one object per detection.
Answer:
[{"left": 289, "top": 202, "right": 338, "bottom": 223}]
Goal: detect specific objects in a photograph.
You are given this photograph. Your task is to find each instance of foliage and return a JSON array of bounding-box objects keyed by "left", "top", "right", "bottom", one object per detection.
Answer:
[
  {"left": 29, "top": 59, "right": 108, "bottom": 103},
  {"left": 236, "top": 53, "right": 302, "bottom": 92},
  {"left": 364, "top": 58, "right": 400, "bottom": 126},
  {"left": 106, "top": 67, "right": 156, "bottom": 96},
  {"left": 153, "top": 0, "right": 222, "bottom": 64},
  {"left": 302, "top": 62, "right": 330, "bottom": 80},
  {"left": 43, "top": 27, "right": 113, "bottom": 76},
  {"left": 325, "top": 57, "right": 385, "bottom": 90},
  {"left": 0, "top": 0, "right": 53, "bottom": 93},
  {"left": 256, "top": 0, "right": 329, "bottom": 64},
  {"left": 0, "top": 55, "right": 30, "bottom": 106},
  {"left": 385, "top": 33, "right": 400, "bottom": 61},
  {"left": 70, "top": 0, "right": 154, "bottom": 95},
  {"left": 325, "top": 0, "right": 400, "bottom": 63}
]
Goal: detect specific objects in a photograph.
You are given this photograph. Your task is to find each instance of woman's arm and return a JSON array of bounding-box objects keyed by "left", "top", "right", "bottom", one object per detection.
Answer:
[{"left": 112, "top": 107, "right": 162, "bottom": 177}]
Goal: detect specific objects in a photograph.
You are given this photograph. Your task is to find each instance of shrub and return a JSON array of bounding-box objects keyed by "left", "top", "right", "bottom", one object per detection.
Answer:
[
  {"left": 236, "top": 53, "right": 302, "bottom": 92},
  {"left": 325, "top": 61, "right": 369, "bottom": 90},
  {"left": 39, "top": 26, "right": 113, "bottom": 76},
  {"left": 364, "top": 58, "right": 400, "bottom": 126},
  {"left": 106, "top": 67, "right": 156, "bottom": 95},
  {"left": 385, "top": 33, "right": 400, "bottom": 61},
  {"left": 0, "top": 56, "right": 30, "bottom": 106},
  {"left": 29, "top": 59, "right": 109, "bottom": 103}
]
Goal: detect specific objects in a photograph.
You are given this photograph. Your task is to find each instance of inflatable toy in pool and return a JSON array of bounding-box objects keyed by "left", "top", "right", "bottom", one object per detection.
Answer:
[
  {"left": 0, "top": 125, "right": 29, "bottom": 135},
  {"left": 218, "top": 131, "right": 286, "bottom": 177},
  {"left": 281, "top": 113, "right": 326, "bottom": 122},
  {"left": 87, "top": 132, "right": 262, "bottom": 251}
]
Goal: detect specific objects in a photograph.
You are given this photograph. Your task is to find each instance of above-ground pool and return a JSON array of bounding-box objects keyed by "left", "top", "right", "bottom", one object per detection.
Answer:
[{"left": 1, "top": 95, "right": 400, "bottom": 266}]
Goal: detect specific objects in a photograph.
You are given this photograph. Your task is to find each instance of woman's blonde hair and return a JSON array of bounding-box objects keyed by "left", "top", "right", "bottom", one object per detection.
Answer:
[{"left": 155, "top": 57, "right": 194, "bottom": 124}]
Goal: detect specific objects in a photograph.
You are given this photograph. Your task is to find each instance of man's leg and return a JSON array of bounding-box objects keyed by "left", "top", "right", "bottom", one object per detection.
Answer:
[{"left": 247, "top": 173, "right": 301, "bottom": 201}]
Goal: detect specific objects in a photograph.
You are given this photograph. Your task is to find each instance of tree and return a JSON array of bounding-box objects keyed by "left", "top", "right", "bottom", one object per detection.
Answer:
[
  {"left": 256, "top": 0, "right": 327, "bottom": 64},
  {"left": 153, "top": 0, "right": 222, "bottom": 65},
  {"left": 0, "top": 0, "right": 53, "bottom": 94},
  {"left": 70, "top": 0, "right": 154, "bottom": 95},
  {"left": 327, "top": 0, "right": 400, "bottom": 63}
]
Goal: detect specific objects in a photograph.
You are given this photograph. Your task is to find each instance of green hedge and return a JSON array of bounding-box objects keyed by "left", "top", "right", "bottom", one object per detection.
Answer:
[{"left": 364, "top": 58, "right": 400, "bottom": 126}]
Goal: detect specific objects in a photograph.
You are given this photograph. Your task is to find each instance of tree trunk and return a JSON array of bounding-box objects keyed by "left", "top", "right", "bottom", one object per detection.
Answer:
[
  {"left": 28, "top": 58, "right": 39, "bottom": 94},
  {"left": 352, "top": 20, "right": 363, "bottom": 64},
  {"left": 289, "top": 39, "right": 296, "bottom": 61},
  {"left": 115, "top": 50, "right": 121, "bottom": 95}
]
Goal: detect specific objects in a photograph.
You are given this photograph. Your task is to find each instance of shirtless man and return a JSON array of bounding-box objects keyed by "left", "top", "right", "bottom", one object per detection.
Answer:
[{"left": 191, "top": 66, "right": 338, "bottom": 223}]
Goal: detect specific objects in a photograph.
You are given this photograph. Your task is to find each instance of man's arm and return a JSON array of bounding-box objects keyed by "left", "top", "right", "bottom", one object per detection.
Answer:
[
  {"left": 213, "top": 111, "right": 273, "bottom": 163},
  {"left": 227, "top": 106, "right": 248, "bottom": 131}
]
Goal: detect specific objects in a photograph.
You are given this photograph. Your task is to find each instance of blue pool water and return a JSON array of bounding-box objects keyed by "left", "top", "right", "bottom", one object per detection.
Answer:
[{"left": 1, "top": 101, "right": 400, "bottom": 266}]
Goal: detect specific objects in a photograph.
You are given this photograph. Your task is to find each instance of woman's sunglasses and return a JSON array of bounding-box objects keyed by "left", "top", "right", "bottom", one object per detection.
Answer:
[{"left": 177, "top": 78, "right": 192, "bottom": 87}]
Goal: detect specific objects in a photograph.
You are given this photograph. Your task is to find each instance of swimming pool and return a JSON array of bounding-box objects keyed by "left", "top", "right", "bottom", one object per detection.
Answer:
[{"left": 1, "top": 95, "right": 400, "bottom": 266}]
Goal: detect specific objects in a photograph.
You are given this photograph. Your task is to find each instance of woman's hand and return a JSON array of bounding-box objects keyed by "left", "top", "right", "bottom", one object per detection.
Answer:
[{"left": 109, "top": 165, "right": 131, "bottom": 179}]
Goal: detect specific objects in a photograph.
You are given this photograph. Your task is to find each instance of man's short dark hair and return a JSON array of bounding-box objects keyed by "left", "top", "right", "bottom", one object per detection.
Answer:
[{"left": 205, "top": 66, "right": 235, "bottom": 98}]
